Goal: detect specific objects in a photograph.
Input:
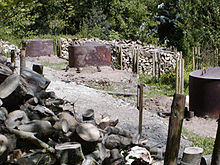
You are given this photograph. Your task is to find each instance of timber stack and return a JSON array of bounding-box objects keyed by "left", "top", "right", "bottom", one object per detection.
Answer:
[
  {"left": 57, "top": 38, "right": 179, "bottom": 75},
  {"left": 0, "top": 55, "right": 154, "bottom": 164}
]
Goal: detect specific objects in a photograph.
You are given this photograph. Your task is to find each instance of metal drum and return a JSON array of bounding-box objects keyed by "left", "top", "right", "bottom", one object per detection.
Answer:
[
  {"left": 68, "top": 42, "right": 111, "bottom": 67},
  {"left": 189, "top": 67, "right": 220, "bottom": 118},
  {"left": 25, "top": 39, "right": 54, "bottom": 57}
]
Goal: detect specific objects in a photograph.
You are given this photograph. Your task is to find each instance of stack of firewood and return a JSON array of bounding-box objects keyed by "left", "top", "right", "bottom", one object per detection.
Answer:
[{"left": 0, "top": 56, "right": 156, "bottom": 165}]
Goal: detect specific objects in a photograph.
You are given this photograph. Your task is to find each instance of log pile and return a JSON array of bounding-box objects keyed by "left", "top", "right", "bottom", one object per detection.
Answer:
[
  {"left": 58, "top": 38, "right": 179, "bottom": 75},
  {"left": 0, "top": 57, "right": 155, "bottom": 164}
]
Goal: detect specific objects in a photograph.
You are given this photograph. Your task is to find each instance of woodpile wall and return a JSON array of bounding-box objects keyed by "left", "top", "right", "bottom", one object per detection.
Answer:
[{"left": 58, "top": 38, "right": 180, "bottom": 75}]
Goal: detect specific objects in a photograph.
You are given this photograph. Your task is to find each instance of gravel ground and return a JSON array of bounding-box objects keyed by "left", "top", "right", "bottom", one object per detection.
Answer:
[{"left": 24, "top": 55, "right": 218, "bottom": 160}]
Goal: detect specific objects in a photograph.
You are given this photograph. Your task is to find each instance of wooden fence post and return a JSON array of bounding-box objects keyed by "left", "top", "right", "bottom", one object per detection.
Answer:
[
  {"left": 192, "top": 47, "right": 195, "bottom": 70},
  {"left": 157, "top": 51, "right": 161, "bottom": 80},
  {"left": 136, "top": 48, "right": 139, "bottom": 74},
  {"left": 164, "top": 94, "right": 186, "bottom": 165},
  {"left": 176, "top": 52, "right": 184, "bottom": 94},
  {"left": 152, "top": 52, "right": 156, "bottom": 80},
  {"left": 137, "top": 84, "right": 144, "bottom": 137},
  {"left": 11, "top": 50, "right": 16, "bottom": 72},
  {"left": 211, "top": 114, "right": 220, "bottom": 165},
  {"left": 119, "top": 46, "right": 123, "bottom": 70},
  {"left": 20, "top": 49, "right": 26, "bottom": 75},
  {"left": 56, "top": 39, "right": 62, "bottom": 57}
]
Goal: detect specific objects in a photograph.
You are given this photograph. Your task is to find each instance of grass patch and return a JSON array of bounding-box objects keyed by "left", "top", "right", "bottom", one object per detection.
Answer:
[
  {"left": 39, "top": 61, "right": 68, "bottom": 70},
  {"left": 182, "top": 128, "right": 215, "bottom": 155}
]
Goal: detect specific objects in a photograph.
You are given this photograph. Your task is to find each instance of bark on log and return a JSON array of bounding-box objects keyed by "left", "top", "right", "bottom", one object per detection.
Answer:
[
  {"left": 201, "top": 155, "right": 212, "bottom": 165},
  {"left": 0, "top": 55, "right": 7, "bottom": 65},
  {"left": 82, "top": 109, "right": 94, "bottom": 121},
  {"left": 180, "top": 147, "right": 203, "bottom": 165},
  {"left": 32, "top": 64, "right": 43, "bottom": 75},
  {"left": 211, "top": 115, "right": 220, "bottom": 165},
  {"left": 17, "top": 120, "right": 54, "bottom": 140},
  {"left": 5, "top": 110, "right": 29, "bottom": 129},
  {"left": 20, "top": 49, "right": 26, "bottom": 75},
  {"left": 55, "top": 142, "right": 85, "bottom": 165},
  {"left": 58, "top": 112, "right": 78, "bottom": 128},
  {"left": 7, "top": 127, "right": 55, "bottom": 153},
  {"left": 21, "top": 68, "right": 50, "bottom": 93},
  {"left": 164, "top": 94, "right": 186, "bottom": 165},
  {"left": 0, "top": 63, "right": 13, "bottom": 84},
  {"left": 105, "top": 126, "right": 132, "bottom": 138},
  {"left": 0, "top": 74, "right": 34, "bottom": 110}
]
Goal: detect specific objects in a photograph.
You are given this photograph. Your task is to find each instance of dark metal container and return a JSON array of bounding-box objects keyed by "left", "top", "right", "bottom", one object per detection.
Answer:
[
  {"left": 189, "top": 67, "right": 220, "bottom": 118},
  {"left": 68, "top": 42, "right": 111, "bottom": 67},
  {"left": 25, "top": 39, "right": 54, "bottom": 57}
]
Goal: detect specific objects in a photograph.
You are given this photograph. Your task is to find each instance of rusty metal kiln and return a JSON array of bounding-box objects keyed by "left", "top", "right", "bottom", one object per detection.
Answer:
[
  {"left": 25, "top": 39, "right": 54, "bottom": 57},
  {"left": 68, "top": 42, "right": 111, "bottom": 67},
  {"left": 189, "top": 67, "right": 220, "bottom": 118}
]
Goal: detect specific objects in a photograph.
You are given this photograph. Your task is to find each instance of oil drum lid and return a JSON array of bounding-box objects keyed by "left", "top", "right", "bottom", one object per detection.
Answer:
[{"left": 189, "top": 67, "right": 220, "bottom": 80}]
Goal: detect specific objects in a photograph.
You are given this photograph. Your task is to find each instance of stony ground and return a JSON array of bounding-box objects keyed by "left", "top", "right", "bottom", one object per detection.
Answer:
[{"left": 25, "top": 55, "right": 218, "bottom": 161}]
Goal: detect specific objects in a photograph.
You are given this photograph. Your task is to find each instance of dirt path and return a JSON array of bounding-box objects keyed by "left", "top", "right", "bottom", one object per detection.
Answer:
[{"left": 25, "top": 56, "right": 218, "bottom": 157}]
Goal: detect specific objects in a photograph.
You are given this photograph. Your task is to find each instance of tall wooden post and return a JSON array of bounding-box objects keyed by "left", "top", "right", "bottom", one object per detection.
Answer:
[
  {"left": 20, "top": 49, "right": 26, "bottom": 75},
  {"left": 136, "top": 48, "right": 139, "bottom": 74},
  {"left": 192, "top": 47, "right": 195, "bottom": 70},
  {"left": 11, "top": 50, "right": 16, "bottom": 72},
  {"left": 56, "top": 39, "right": 62, "bottom": 57},
  {"left": 164, "top": 94, "right": 186, "bottom": 165},
  {"left": 137, "top": 84, "right": 144, "bottom": 137},
  {"left": 119, "top": 47, "right": 123, "bottom": 70},
  {"left": 211, "top": 114, "right": 220, "bottom": 165},
  {"left": 152, "top": 52, "right": 156, "bottom": 79}
]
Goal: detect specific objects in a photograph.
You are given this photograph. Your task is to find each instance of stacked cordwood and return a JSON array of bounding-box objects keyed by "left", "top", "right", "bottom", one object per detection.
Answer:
[
  {"left": 0, "top": 40, "right": 20, "bottom": 55},
  {"left": 58, "top": 38, "right": 180, "bottom": 75}
]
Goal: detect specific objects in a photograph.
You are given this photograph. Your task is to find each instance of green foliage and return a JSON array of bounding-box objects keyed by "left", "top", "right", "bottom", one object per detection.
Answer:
[
  {"left": 139, "top": 71, "right": 176, "bottom": 96},
  {"left": 182, "top": 128, "right": 215, "bottom": 155}
]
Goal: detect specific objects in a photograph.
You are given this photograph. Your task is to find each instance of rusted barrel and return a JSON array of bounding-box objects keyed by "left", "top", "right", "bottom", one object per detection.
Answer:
[
  {"left": 189, "top": 67, "right": 220, "bottom": 118},
  {"left": 68, "top": 42, "right": 111, "bottom": 67},
  {"left": 24, "top": 39, "right": 54, "bottom": 57}
]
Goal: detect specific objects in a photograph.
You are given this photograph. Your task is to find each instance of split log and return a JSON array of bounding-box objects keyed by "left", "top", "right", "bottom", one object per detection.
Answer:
[
  {"left": 17, "top": 120, "right": 54, "bottom": 140},
  {"left": 164, "top": 94, "right": 186, "bottom": 165},
  {"left": 0, "top": 74, "right": 34, "bottom": 110},
  {"left": 5, "top": 110, "right": 29, "bottom": 129},
  {"left": 110, "top": 148, "right": 123, "bottom": 165},
  {"left": 21, "top": 68, "right": 50, "bottom": 93},
  {"left": 55, "top": 142, "right": 85, "bottom": 165},
  {"left": 82, "top": 156, "right": 99, "bottom": 165},
  {"left": 0, "top": 55, "right": 7, "bottom": 65},
  {"left": 180, "top": 147, "right": 203, "bottom": 165},
  {"left": 104, "top": 134, "right": 132, "bottom": 149},
  {"left": 82, "top": 109, "right": 94, "bottom": 121},
  {"left": 58, "top": 112, "right": 78, "bottom": 128},
  {"left": 201, "top": 155, "right": 212, "bottom": 165},
  {"left": 75, "top": 123, "right": 101, "bottom": 154},
  {"left": 0, "top": 107, "right": 8, "bottom": 121},
  {"left": 53, "top": 119, "right": 69, "bottom": 133},
  {"left": 32, "top": 64, "right": 43, "bottom": 75},
  {"left": 24, "top": 97, "right": 38, "bottom": 106},
  {"left": 10, "top": 151, "right": 55, "bottom": 165},
  {"left": 0, "top": 63, "right": 13, "bottom": 84},
  {"left": 7, "top": 127, "right": 55, "bottom": 153},
  {"left": 0, "top": 134, "right": 8, "bottom": 162},
  {"left": 76, "top": 123, "right": 100, "bottom": 142},
  {"left": 0, "top": 99, "right": 2, "bottom": 107},
  {"left": 105, "top": 126, "right": 132, "bottom": 138},
  {"left": 32, "top": 105, "right": 56, "bottom": 118}
]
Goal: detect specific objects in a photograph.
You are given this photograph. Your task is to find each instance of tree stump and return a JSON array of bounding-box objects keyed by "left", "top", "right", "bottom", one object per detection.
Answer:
[
  {"left": 55, "top": 142, "right": 85, "bottom": 165},
  {"left": 181, "top": 147, "right": 203, "bottom": 165},
  {"left": 164, "top": 94, "right": 186, "bottom": 165}
]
